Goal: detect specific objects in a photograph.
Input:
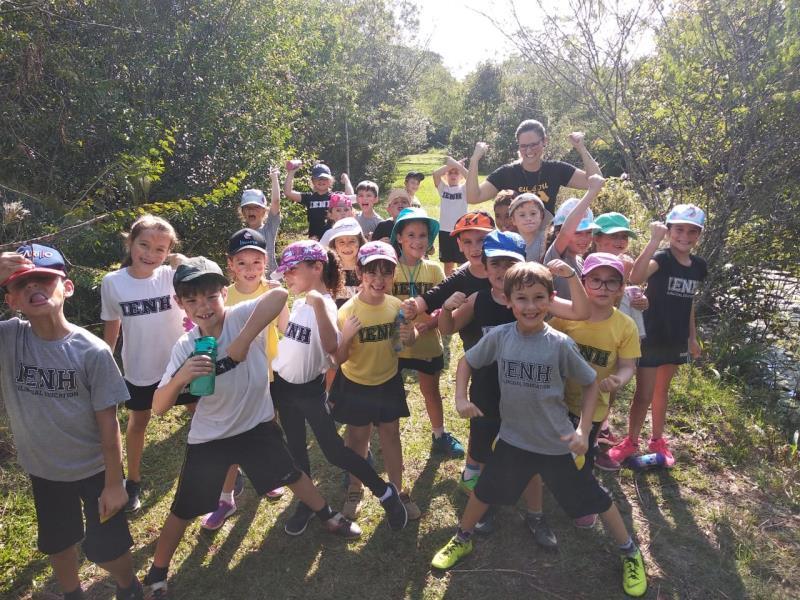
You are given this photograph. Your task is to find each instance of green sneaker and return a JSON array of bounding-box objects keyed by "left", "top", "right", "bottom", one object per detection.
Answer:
[
  {"left": 621, "top": 549, "right": 647, "bottom": 597},
  {"left": 431, "top": 535, "right": 473, "bottom": 570},
  {"left": 459, "top": 470, "right": 479, "bottom": 495}
]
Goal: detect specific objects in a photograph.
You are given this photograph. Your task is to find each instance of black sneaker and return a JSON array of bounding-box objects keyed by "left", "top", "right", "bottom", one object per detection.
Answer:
[
  {"left": 475, "top": 507, "right": 494, "bottom": 535},
  {"left": 125, "top": 480, "right": 142, "bottom": 513},
  {"left": 284, "top": 502, "right": 315, "bottom": 536},
  {"left": 525, "top": 513, "right": 557, "bottom": 549},
  {"left": 380, "top": 483, "right": 408, "bottom": 531},
  {"left": 233, "top": 469, "right": 245, "bottom": 498}
]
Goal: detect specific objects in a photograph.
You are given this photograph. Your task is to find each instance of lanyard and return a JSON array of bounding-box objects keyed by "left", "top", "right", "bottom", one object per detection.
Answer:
[{"left": 399, "top": 258, "right": 422, "bottom": 298}]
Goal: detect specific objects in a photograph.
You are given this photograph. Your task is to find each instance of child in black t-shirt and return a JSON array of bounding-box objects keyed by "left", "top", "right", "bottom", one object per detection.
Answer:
[
  {"left": 609, "top": 205, "right": 707, "bottom": 468},
  {"left": 284, "top": 161, "right": 354, "bottom": 240}
]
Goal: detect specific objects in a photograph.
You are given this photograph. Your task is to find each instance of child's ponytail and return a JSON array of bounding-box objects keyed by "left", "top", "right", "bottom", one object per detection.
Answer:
[{"left": 322, "top": 250, "right": 344, "bottom": 298}]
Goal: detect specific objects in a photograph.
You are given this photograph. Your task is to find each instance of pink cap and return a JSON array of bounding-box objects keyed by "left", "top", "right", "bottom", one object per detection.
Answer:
[
  {"left": 276, "top": 240, "right": 328, "bottom": 275},
  {"left": 357, "top": 241, "right": 397, "bottom": 266},
  {"left": 582, "top": 252, "right": 625, "bottom": 278},
  {"left": 328, "top": 193, "right": 352, "bottom": 210}
]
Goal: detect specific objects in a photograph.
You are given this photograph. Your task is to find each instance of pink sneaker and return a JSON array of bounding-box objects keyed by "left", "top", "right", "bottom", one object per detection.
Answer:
[
  {"left": 608, "top": 436, "right": 640, "bottom": 464},
  {"left": 597, "top": 427, "right": 620, "bottom": 446},
  {"left": 574, "top": 513, "right": 598, "bottom": 529},
  {"left": 594, "top": 452, "right": 622, "bottom": 471},
  {"left": 201, "top": 500, "right": 236, "bottom": 530},
  {"left": 265, "top": 486, "right": 285, "bottom": 502},
  {"left": 648, "top": 437, "right": 676, "bottom": 467}
]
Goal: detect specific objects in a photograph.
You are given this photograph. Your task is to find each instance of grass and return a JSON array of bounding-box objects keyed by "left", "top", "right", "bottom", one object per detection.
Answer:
[{"left": 2, "top": 150, "right": 800, "bottom": 599}]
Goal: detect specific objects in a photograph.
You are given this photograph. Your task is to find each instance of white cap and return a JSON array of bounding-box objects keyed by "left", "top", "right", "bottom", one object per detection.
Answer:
[{"left": 240, "top": 189, "right": 267, "bottom": 208}]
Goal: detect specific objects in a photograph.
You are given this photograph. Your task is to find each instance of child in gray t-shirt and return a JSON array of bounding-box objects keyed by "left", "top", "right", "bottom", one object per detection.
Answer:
[
  {"left": 0, "top": 246, "right": 143, "bottom": 599},
  {"left": 432, "top": 262, "right": 648, "bottom": 598}
]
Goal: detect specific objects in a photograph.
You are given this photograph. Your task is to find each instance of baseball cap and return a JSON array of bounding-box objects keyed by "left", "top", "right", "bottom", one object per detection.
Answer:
[
  {"left": 173, "top": 257, "right": 229, "bottom": 287},
  {"left": 582, "top": 252, "right": 625, "bottom": 279},
  {"left": 357, "top": 241, "right": 397, "bottom": 266},
  {"left": 276, "top": 240, "right": 328, "bottom": 277},
  {"left": 240, "top": 189, "right": 267, "bottom": 208},
  {"left": 666, "top": 204, "right": 705, "bottom": 229},
  {"left": 482, "top": 230, "right": 526, "bottom": 261},
  {"left": 390, "top": 207, "right": 440, "bottom": 249},
  {"left": 320, "top": 217, "right": 363, "bottom": 248},
  {"left": 311, "top": 164, "right": 334, "bottom": 180},
  {"left": 553, "top": 198, "right": 600, "bottom": 232},
  {"left": 508, "top": 193, "right": 546, "bottom": 217},
  {"left": 404, "top": 171, "right": 425, "bottom": 182},
  {"left": 450, "top": 210, "right": 495, "bottom": 237},
  {"left": 594, "top": 212, "right": 637, "bottom": 237},
  {"left": 227, "top": 228, "right": 268, "bottom": 257},
  {"left": 386, "top": 189, "right": 411, "bottom": 206},
  {"left": 328, "top": 193, "right": 352, "bottom": 210},
  {"left": 1, "top": 243, "right": 68, "bottom": 287}
]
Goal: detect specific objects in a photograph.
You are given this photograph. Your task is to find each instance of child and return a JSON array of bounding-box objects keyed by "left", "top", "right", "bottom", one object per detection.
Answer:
[
  {"left": 543, "top": 174, "right": 605, "bottom": 299},
  {"left": 144, "top": 257, "right": 361, "bottom": 599},
  {"left": 327, "top": 192, "right": 355, "bottom": 223},
  {"left": 549, "top": 253, "right": 641, "bottom": 514},
  {"left": 354, "top": 180, "right": 383, "bottom": 240},
  {"left": 371, "top": 189, "right": 412, "bottom": 242},
  {"left": 609, "top": 205, "right": 707, "bottom": 467},
  {"left": 199, "top": 228, "right": 287, "bottom": 530},
  {"left": 431, "top": 262, "right": 648, "bottom": 598},
  {"left": 101, "top": 215, "right": 194, "bottom": 512},
  {"left": 508, "top": 192, "right": 554, "bottom": 262},
  {"left": 329, "top": 241, "right": 420, "bottom": 521},
  {"left": 390, "top": 207, "right": 464, "bottom": 457},
  {"left": 404, "top": 171, "right": 425, "bottom": 207},
  {"left": 271, "top": 240, "right": 408, "bottom": 533},
  {"left": 284, "top": 161, "right": 354, "bottom": 240},
  {"left": 323, "top": 217, "right": 365, "bottom": 308},
  {"left": 439, "top": 230, "right": 590, "bottom": 539},
  {"left": 1, "top": 246, "right": 144, "bottom": 600},
  {"left": 432, "top": 157, "right": 472, "bottom": 276},
  {"left": 239, "top": 166, "right": 281, "bottom": 274},
  {"left": 492, "top": 190, "right": 516, "bottom": 233}
]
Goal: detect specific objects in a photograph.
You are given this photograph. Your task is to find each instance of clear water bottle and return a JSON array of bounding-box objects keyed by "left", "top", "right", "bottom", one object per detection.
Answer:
[
  {"left": 627, "top": 452, "right": 666, "bottom": 471},
  {"left": 189, "top": 336, "right": 217, "bottom": 396},
  {"left": 392, "top": 309, "right": 406, "bottom": 353}
]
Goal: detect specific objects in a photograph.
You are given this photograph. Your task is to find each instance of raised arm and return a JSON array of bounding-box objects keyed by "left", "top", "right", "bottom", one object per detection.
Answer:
[
  {"left": 227, "top": 288, "right": 289, "bottom": 362},
  {"left": 307, "top": 290, "right": 339, "bottom": 355},
  {"left": 341, "top": 173, "right": 354, "bottom": 195},
  {"left": 546, "top": 260, "right": 590, "bottom": 320},
  {"left": 466, "top": 142, "right": 497, "bottom": 204},
  {"left": 565, "top": 132, "right": 602, "bottom": 189},
  {"left": 629, "top": 222, "right": 667, "bottom": 285},
  {"left": 431, "top": 160, "right": 450, "bottom": 189},
  {"left": 283, "top": 163, "right": 303, "bottom": 202},
  {"left": 553, "top": 174, "right": 604, "bottom": 255},
  {"left": 269, "top": 166, "right": 281, "bottom": 216}
]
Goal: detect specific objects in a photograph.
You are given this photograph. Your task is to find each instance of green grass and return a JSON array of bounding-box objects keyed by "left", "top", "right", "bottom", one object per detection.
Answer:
[{"left": 2, "top": 150, "right": 800, "bottom": 599}]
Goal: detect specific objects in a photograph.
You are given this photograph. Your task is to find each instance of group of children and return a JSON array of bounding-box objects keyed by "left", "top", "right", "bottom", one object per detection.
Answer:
[{"left": 0, "top": 125, "right": 709, "bottom": 599}]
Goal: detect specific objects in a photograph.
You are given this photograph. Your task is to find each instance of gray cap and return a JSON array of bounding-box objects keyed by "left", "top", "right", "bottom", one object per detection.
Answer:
[{"left": 173, "top": 256, "right": 229, "bottom": 287}]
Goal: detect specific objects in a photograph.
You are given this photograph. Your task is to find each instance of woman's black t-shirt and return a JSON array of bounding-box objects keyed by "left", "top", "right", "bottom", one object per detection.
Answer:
[{"left": 486, "top": 160, "right": 576, "bottom": 214}]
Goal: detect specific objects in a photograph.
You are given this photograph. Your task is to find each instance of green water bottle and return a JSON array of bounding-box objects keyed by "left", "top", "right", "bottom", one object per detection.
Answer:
[{"left": 190, "top": 336, "right": 217, "bottom": 396}]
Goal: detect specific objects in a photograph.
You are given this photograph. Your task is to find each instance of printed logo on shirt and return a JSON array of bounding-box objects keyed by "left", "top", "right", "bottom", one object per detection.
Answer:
[
  {"left": 309, "top": 201, "right": 329, "bottom": 209},
  {"left": 357, "top": 322, "right": 396, "bottom": 343},
  {"left": 392, "top": 281, "right": 436, "bottom": 297},
  {"left": 517, "top": 184, "right": 551, "bottom": 205},
  {"left": 284, "top": 321, "right": 312, "bottom": 345},
  {"left": 481, "top": 325, "right": 498, "bottom": 336},
  {"left": 15, "top": 362, "right": 78, "bottom": 398},
  {"left": 501, "top": 358, "right": 552, "bottom": 389},
  {"left": 441, "top": 190, "right": 464, "bottom": 201},
  {"left": 666, "top": 277, "right": 700, "bottom": 298},
  {"left": 577, "top": 344, "right": 611, "bottom": 368},
  {"left": 119, "top": 296, "right": 173, "bottom": 317}
]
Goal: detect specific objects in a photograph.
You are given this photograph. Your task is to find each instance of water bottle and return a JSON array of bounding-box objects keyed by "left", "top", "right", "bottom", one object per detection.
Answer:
[
  {"left": 189, "top": 336, "right": 217, "bottom": 396},
  {"left": 392, "top": 309, "right": 406, "bottom": 353},
  {"left": 627, "top": 452, "right": 666, "bottom": 471}
]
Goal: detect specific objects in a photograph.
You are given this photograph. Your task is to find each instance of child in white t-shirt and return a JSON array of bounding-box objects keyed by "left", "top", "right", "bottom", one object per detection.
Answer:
[{"left": 433, "top": 156, "right": 478, "bottom": 276}]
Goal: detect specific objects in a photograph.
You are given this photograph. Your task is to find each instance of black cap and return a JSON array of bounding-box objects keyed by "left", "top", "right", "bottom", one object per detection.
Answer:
[
  {"left": 405, "top": 171, "right": 425, "bottom": 182},
  {"left": 228, "top": 228, "right": 268, "bottom": 257},
  {"left": 173, "top": 257, "right": 229, "bottom": 287}
]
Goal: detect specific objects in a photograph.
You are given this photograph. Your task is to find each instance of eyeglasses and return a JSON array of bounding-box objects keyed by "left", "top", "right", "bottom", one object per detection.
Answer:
[
  {"left": 518, "top": 140, "right": 544, "bottom": 151},
  {"left": 584, "top": 276, "right": 622, "bottom": 291}
]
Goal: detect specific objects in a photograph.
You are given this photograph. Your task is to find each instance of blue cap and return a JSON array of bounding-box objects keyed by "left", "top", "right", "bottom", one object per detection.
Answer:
[
  {"left": 311, "top": 164, "right": 334, "bottom": 180},
  {"left": 1, "top": 244, "right": 68, "bottom": 287},
  {"left": 553, "top": 198, "right": 600, "bottom": 232},
  {"left": 390, "top": 207, "right": 440, "bottom": 249},
  {"left": 666, "top": 204, "right": 705, "bottom": 229},
  {"left": 482, "top": 230, "right": 526, "bottom": 261}
]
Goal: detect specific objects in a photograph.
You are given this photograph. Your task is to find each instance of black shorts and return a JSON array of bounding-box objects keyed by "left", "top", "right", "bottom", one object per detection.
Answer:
[
  {"left": 125, "top": 381, "right": 198, "bottom": 412},
  {"left": 638, "top": 338, "right": 689, "bottom": 368},
  {"left": 329, "top": 369, "right": 409, "bottom": 426},
  {"left": 170, "top": 421, "right": 303, "bottom": 519},
  {"left": 439, "top": 231, "right": 466, "bottom": 263},
  {"left": 567, "top": 413, "right": 603, "bottom": 472},
  {"left": 468, "top": 416, "right": 501, "bottom": 463},
  {"left": 398, "top": 354, "right": 444, "bottom": 375},
  {"left": 473, "top": 439, "right": 612, "bottom": 519},
  {"left": 469, "top": 364, "right": 500, "bottom": 419},
  {"left": 30, "top": 471, "right": 133, "bottom": 562}
]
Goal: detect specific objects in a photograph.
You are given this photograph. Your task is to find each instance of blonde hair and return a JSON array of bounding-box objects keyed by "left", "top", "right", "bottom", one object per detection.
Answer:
[{"left": 121, "top": 214, "right": 178, "bottom": 267}]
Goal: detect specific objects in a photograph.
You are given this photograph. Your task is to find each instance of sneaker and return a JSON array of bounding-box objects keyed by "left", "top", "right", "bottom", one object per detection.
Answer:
[
  {"left": 380, "top": 483, "right": 408, "bottom": 531},
  {"left": 284, "top": 502, "right": 315, "bottom": 536},
  {"left": 431, "top": 432, "right": 465, "bottom": 458},
  {"left": 144, "top": 580, "right": 167, "bottom": 600},
  {"left": 524, "top": 513, "right": 558, "bottom": 549},
  {"left": 621, "top": 549, "right": 648, "bottom": 597},
  {"left": 459, "top": 470, "right": 479, "bottom": 495},
  {"left": 431, "top": 535, "right": 473, "bottom": 570},
  {"left": 648, "top": 437, "right": 676, "bottom": 468},
  {"left": 233, "top": 469, "right": 245, "bottom": 498},
  {"left": 597, "top": 427, "right": 620, "bottom": 446},
  {"left": 573, "top": 513, "right": 598, "bottom": 529},
  {"left": 265, "top": 486, "right": 285, "bottom": 502},
  {"left": 125, "top": 480, "right": 142, "bottom": 513},
  {"left": 200, "top": 500, "right": 236, "bottom": 531},
  {"left": 594, "top": 452, "right": 622, "bottom": 471},
  {"left": 342, "top": 486, "right": 364, "bottom": 520},
  {"left": 608, "top": 436, "right": 640, "bottom": 464},
  {"left": 323, "top": 512, "right": 362, "bottom": 539},
  {"left": 399, "top": 491, "right": 421, "bottom": 520},
  {"left": 474, "top": 507, "right": 493, "bottom": 535}
]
